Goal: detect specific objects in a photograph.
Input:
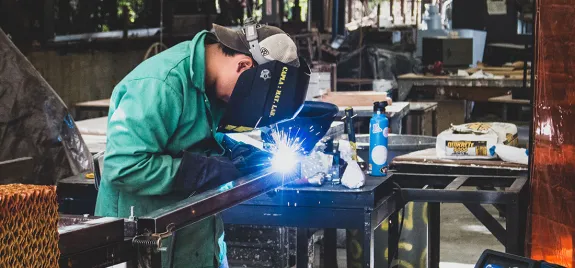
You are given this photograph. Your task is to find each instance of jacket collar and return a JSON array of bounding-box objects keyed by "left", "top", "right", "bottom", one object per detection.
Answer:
[{"left": 189, "top": 30, "right": 208, "bottom": 92}]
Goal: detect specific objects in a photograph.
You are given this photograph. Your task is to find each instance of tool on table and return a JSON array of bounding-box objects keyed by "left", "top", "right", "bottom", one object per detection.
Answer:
[
  {"left": 292, "top": 172, "right": 326, "bottom": 186},
  {"left": 369, "top": 101, "right": 389, "bottom": 176},
  {"left": 342, "top": 107, "right": 368, "bottom": 170}
]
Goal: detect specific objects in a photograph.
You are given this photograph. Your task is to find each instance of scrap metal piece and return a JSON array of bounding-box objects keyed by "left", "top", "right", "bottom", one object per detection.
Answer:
[
  {"left": 307, "top": 172, "right": 327, "bottom": 186},
  {"left": 137, "top": 168, "right": 300, "bottom": 234}
]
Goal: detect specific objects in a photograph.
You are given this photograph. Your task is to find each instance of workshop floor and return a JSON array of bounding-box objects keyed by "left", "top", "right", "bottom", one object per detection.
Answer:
[{"left": 327, "top": 203, "right": 505, "bottom": 268}]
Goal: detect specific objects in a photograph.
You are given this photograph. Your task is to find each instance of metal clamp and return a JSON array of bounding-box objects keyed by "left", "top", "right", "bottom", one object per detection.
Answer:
[{"left": 132, "top": 223, "right": 176, "bottom": 252}]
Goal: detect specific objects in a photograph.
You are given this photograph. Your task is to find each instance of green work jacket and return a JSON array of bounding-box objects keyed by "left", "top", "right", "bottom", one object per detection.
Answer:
[{"left": 94, "top": 30, "right": 227, "bottom": 268}]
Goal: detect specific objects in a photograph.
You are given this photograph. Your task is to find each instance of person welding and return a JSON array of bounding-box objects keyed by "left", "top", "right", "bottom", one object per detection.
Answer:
[{"left": 94, "top": 20, "right": 310, "bottom": 268}]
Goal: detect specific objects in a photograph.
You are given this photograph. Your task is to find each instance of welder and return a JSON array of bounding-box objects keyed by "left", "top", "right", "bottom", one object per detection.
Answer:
[{"left": 94, "top": 20, "right": 310, "bottom": 268}]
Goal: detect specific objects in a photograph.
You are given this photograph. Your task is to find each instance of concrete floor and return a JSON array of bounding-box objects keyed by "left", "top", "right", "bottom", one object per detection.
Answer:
[
  {"left": 439, "top": 203, "right": 504, "bottom": 265},
  {"left": 327, "top": 203, "right": 505, "bottom": 268}
]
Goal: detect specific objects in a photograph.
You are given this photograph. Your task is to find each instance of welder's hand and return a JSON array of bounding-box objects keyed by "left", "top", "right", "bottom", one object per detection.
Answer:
[
  {"left": 221, "top": 135, "right": 272, "bottom": 175},
  {"left": 174, "top": 152, "right": 242, "bottom": 194},
  {"left": 229, "top": 144, "right": 272, "bottom": 175}
]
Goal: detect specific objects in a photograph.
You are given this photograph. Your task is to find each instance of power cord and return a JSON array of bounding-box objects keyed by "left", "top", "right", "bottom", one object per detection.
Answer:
[{"left": 390, "top": 181, "right": 406, "bottom": 268}]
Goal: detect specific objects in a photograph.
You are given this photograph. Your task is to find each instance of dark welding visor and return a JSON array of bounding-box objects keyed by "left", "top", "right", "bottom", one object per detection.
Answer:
[{"left": 218, "top": 57, "right": 311, "bottom": 133}]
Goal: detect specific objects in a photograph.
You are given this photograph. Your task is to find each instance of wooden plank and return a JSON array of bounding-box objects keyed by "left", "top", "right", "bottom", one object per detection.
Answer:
[
  {"left": 408, "top": 102, "right": 438, "bottom": 112},
  {"left": 392, "top": 148, "right": 528, "bottom": 170},
  {"left": 75, "top": 99, "right": 111, "bottom": 108},
  {"left": 466, "top": 67, "right": 515, "bottom": 73},
  {"left": 318, "top": 91, "right": 389, "bottom": 107},
  {"left": 398, "top": 73, "right": 525, "bottom": 81},
  {"left": 488, "top": 95, "right": 530, "bottom": 105}
]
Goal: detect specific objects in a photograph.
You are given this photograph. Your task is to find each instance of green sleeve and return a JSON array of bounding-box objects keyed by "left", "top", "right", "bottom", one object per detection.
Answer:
[{"left": 103, "top": 78, "right": 184, "bottom": 196}]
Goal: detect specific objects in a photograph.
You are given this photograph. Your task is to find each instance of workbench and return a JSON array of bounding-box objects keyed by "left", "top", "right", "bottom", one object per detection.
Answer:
[
  {"left": 487, "top": 95, "right": 531, "bottom": 121},
  {"left": 402, "top": 102, "right": 438, "bottom": 135},
  {"left": 222, "top": 175, "right": 398, "bottom": 268},
  {"left": 397, "top": 73, "right": 529, "bottom": 102},
  {"left": 389, "top": 148, "right": 529, "bottom": 268},
  {"left": 312, "top": 91, "right": 410, "bottom": 133},
  {"left": 74, "top": 116, "right": 108, "bottom": 154},
  {"left": 57, "top": 149, "right": 529, "bottom": 268},
  {"left": 334, "top": 102, "right": 410, "bottom": 134},
  {"left": 397, "top": 73, "right": 531, "bottom": 131},
  {"left": 74, "top": 98, "right": 110, "bottom": 120}
]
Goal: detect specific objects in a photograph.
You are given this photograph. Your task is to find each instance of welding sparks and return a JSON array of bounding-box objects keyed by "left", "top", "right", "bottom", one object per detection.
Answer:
[{"left": 267, "top": 127, "right": 305, "bottom": 174}]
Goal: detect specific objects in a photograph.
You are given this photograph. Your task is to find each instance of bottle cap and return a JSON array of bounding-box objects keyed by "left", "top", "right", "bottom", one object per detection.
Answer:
[{"left": 373, "top": 101, "right": 388, "bottom": 113}]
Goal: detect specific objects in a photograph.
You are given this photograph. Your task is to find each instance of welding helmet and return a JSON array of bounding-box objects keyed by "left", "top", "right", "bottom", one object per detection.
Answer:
[
  {"left": 260, "top": 101, "right": 339, "bottom": 154},
  {"left": 213, "top": 19, "right": 311, "bottom": 133}
]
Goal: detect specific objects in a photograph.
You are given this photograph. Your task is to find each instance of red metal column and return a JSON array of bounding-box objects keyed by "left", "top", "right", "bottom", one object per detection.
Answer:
[{"left": 529, "top": 0, "right": 575, "bottom": 266}]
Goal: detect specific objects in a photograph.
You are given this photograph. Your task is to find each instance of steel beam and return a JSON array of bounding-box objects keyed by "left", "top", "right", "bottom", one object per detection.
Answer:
[{"left": 137, "top": 168, "right": 300, "bottom": 234}]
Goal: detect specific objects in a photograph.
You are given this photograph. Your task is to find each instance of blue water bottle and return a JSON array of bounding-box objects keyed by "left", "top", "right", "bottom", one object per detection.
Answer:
[{"left": 369, "top": 101, "right": 389, "bottom": 176}]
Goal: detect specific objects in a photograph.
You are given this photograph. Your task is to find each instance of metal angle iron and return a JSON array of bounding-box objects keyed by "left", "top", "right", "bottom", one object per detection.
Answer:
[{"left": 135, "top": 167, "right": 301, "bottom": 238}]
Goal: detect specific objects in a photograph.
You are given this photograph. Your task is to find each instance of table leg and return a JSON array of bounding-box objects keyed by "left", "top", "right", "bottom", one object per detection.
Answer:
[
  {"left": 506, "top": 202, "right": 523, "bottom": 256},
  {"left": 363, "top": 213, "right": 375, "bottom": 268},
  {"left": 518, "top": 182, "right": 529, "bottom": 256},
  {"left": 417, "top": 112, "right": 424, "bottom": 136},
  {"left": 431, "top": 110, "right": 438, "bottom": 136},
  {"left": 296, "top": 228, "right": 310, "bottom": 268},
  {"left": 428, "top": 202, "right": 440, "bottom": 268},
  {"left": 388, "top": 212, "right": 399, "bottom": 268},
  {"left": 323, "top": 228, "right": 338, "bottom": 268},
  {"left": 390, "top": 117, "right": 403, "bottom": 134}
]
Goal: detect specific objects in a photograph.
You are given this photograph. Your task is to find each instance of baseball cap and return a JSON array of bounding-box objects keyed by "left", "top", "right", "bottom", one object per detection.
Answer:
[{"left": 212, "top": 22, "right": 300, "bottom": 67}]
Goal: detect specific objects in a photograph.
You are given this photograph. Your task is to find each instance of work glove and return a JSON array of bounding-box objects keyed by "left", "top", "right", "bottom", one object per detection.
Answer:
[
  {"left": 174, "top": 151, "right": 242, "bottom": 195},
  {"left": 221, "top": 134, "right": 273, "bottom": 175}
]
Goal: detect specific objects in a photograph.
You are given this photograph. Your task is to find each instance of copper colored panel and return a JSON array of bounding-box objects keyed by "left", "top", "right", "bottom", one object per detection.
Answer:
[
  {"left": 0, "top": 184, "right": 59, "bottom": 267},
  {"left": 529, "top": 1, "right": 575, "bottom": 266}
]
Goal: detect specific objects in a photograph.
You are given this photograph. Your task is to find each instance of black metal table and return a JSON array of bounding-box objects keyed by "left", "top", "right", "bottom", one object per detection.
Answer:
[
  {"left": 222, "top": 174, "right": 399, "bottom": 268},
  {"left": 58, "top": 215, "right": 135, "bottom": 267},
  {"left": 390, "top": 148, "right": 530, "bottom": 268}
]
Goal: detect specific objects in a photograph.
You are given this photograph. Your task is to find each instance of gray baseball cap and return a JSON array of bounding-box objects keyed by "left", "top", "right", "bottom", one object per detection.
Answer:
[{"left": 212, "top": 23, "right": 300, "bottom": 67}]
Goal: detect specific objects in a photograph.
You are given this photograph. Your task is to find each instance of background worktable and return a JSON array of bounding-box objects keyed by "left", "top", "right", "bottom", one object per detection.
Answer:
[
  {"left": 74, "top": 98, "right": 111, "bottom": 120},
  {"left": 389, "top": 148, "right": 529, "bottom": 268},
  {"left": 397, "top": 73, "right": 530, "bottom": 102},
  {"left": 391, "top": 148, "right": 528, "bottom": 176}
]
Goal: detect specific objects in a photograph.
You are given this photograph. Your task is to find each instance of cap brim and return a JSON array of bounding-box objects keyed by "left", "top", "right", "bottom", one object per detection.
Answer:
[{"left": 212, "top": 24, "right": 251, "bottom": 55}]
